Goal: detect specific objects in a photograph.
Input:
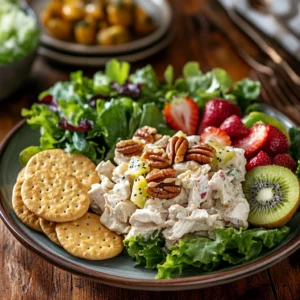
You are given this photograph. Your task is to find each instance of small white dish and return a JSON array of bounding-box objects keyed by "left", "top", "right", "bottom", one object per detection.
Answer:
[{"left": 30, "top": 0, "right": 172, "bottom": 55}]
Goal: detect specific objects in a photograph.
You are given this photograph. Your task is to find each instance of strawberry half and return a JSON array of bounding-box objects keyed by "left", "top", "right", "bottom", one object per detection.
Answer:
[
  {"left": 233, "top": 124, "right": 268, "bottom": 159},
  {"left": 262, "top": 125, "right": 289, "bottom": 156},
  {"left": 246, "top": 150, "right": 272, "bottom": 171},
  {"left": 198, "top": 99, "right": 242, "bottom": 133},
  {"left": 273, "top": 154, "right": 297, "bottom": 172},
  {"left": 163, "top": 97, "right": 200, "bottom": 135},
  {"left": 220, "top": 115, "right": 250, "bottom": 138},
  {"left": 200, "top": 126, "right": 231, "bottom": 146}
]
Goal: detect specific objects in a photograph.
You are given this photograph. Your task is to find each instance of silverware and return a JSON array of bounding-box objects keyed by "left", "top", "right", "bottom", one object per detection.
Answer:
[
  {"left": 249, "top": 0, "right": 300, "bottom": 40},
  {"left": 251, "top": 69, "right": 300, "bottom": 124},
  {"left": 221, "top": 1, "right": 300, "bottom": 86}
]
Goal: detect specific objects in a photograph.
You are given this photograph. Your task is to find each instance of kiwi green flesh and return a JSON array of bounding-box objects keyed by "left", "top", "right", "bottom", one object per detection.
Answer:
[{"left": 243, "top": 166, "right": 300, "bottom": 228}]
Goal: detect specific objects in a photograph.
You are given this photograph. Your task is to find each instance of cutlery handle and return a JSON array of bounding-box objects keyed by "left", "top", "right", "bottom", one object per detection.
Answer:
[{"left": 225, "top": 6, "right": 300, "bottom": 85}]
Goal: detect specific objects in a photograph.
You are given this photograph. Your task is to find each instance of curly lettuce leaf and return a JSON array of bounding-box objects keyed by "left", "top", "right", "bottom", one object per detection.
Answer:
[
  {"left": 296, "top": 160, "right": 300, "bottom": 178},
  {"left": 105, "top": 59, "right": 130, "bottom": 85},
  {"left": 124, "top": 231, "right": 168, "bottom": 269},
  {"left": 232, "top": 78, "right": 261, "bottom": 113},
  {"left": 289, "top": 127, "right": 300, "bottom": 162},
  {"left": 156, "top": 227, "right": 289, "bottom": 279}
]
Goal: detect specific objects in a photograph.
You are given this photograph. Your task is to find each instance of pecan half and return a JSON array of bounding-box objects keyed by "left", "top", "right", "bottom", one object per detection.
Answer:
[
  {"left": 146, "top": 169, "right": 181, "bottom": 199},
  {"left": 146, "top": 168, "right": 176, "bottom": 182},
  {"left": 134, "top": 126, "right": 162, "bottom": 143},
  {"left": 116, "top": 139, "right": 144, "bottom": 156},
  {"left": 141, "top": 148, "right": 170, "bottom": 169},
  {"left": 166, "top": 136, "right": 189, "bottom": 164},
  {"left": 146, "top": 182, "right": 181, "bottom": 199},
  {"left": 185, "top": 144, "right": 216, "bottom": 164}
]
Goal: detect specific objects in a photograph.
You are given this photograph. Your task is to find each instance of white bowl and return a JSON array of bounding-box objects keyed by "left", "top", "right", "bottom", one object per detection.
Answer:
[{"left": 30, "top": 0, "right": 172, "bottom": 55}]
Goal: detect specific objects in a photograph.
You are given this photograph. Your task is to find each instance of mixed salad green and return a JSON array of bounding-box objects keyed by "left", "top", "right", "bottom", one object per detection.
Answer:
[
  {"left": 21, "top": 59, "right": 263, "bottom": 165},
  {"left": 0, "top": 0, "right": 39, "bottom": 65},
  {"left": 22, "top": 59, "right": 299, "bottom": 279}
]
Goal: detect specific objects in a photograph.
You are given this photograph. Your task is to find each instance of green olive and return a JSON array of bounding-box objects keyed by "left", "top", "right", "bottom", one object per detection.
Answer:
[
  {"left": 75, "top": 22, "right": 97, "bottom": 45},
  {"left": 97, "top": 25, "right": 131, "bottom": 45},
  {"left": 46, "top": 18, "right": 73, "bottom": 41},
  {"left": 134, "top": 7, "right": 156, "bottom": 35},
  {"left": 106, "top": 3, "right": 133, "bottom": 27},
  {"left": 85, "top": 3, "right": 104, "bottom": 20},
  {"left": 62, "top": 2, "right": 85, "bottom": 21}
]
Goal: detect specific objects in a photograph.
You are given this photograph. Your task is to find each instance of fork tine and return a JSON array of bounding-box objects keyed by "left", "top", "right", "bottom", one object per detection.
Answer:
[
  {"left": 250, "top": 70, "right": 272, "bottom": 106},
  {"left": 267, "top": 61, "right": 300, "bottom": 102},
  {"left": 267, "top": 62, "right": 300, "bottom": 106},
  {"left": 254, "top": 71, "right": 300, "bottom": 123}
]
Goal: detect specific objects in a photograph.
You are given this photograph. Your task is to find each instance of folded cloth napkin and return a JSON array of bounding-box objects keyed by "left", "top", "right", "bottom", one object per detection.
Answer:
[{"left": 219, "top": 0, "right": 300, "bottom": 61}]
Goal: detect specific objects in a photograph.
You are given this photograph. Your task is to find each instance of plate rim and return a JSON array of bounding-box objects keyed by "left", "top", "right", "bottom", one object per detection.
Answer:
[
  {"left": 1, "top": 119, "right": 300, "bottom": 291},
  {"left": 37, "top": 28, "right": 174, "bottom": 67}
]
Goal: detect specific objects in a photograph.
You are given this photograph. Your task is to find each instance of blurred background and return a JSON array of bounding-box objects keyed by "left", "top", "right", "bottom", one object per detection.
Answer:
[{"left": 1, "top": 0, "right": 300, "bottom": 133}]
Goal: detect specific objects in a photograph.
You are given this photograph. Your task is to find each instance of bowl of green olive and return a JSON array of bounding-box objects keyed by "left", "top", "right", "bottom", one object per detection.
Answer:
[{"left": 30, "top": 0, "right": 172, "bottom": 55}]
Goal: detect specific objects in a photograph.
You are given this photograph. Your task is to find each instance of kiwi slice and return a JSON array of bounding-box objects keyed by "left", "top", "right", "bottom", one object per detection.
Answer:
[{"left": 243, "top": 165, "right": 300, "bottom": 228}]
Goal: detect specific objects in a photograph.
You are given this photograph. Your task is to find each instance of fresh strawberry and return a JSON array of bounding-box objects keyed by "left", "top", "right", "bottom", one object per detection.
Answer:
[
  {"left": 262, "top": 125, "right": 289, "bottom": 156},
  {"left": 273, "top": 154, "right": 297, "bottom": 172},
  {"left": 233, "top": 124, "right": 268, "bottom": 159},
  {"left": 200, "top": 126, "right": 231, "bottom": 146},
  {"left": 164, "top": 97, "right": 200, "bottom": 135},
  {"left": 198, "top": 99, "right": 241, "bottom": 133},
  {"left": 246, "top": 150, "right": 272, "bottom": 171},
  {"left": 220, "top": 115, "right": 250, "bottom": 138}
]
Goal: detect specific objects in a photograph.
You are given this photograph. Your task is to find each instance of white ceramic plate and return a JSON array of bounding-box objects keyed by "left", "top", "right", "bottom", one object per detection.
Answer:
[
  {"left": 37, "top": 28, "right": 174, "bottom": 67},
  {"left": 30, "top": 0, "right": 172, "bottom": 55}
]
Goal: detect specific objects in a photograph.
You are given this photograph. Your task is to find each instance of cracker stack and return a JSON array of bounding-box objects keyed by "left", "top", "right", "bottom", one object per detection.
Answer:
[{"left": 12, "top": 149, "right": 124, "bottom": 260}]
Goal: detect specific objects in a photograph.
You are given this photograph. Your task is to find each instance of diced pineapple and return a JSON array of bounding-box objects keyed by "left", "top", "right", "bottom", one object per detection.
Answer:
[
  {"left": 214, "top": 147, "right": 236, "bottom": 167},
  {"left": 127, "top": 157, "right": 150, "bottom": 178},
  {"left": 174, "top": 131, "right": 186, "bottom": 138},
  {"left": 131, "top": 176, "right": 149, "bottom": 208}
]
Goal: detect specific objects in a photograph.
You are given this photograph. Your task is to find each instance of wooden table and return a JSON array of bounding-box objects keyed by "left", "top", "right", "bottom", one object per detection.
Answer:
[{"left": 1, "top": 1, "right": 300, "bottom": 299}]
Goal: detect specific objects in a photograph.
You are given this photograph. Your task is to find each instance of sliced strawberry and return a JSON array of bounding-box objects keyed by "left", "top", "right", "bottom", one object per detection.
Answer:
[
  {"left": 273, "top": 154, "right": 297, "bottom": 172},
  {"left": 246, "top": 150, "right": 272, "bottom": 171},
  {"left": 163, "top": 97, "right": 200, "bottom": 135},
  {"left": 220, "top": 115, "right": 250, "bottom": 138},
  {"left": 233, "top": 124, "right": 268, "bottom": 159},
  {"left": 200, "top": 126, "right": 231, "bottom": 146},
  {"left": 198, "top": 99, "right": 241, "bottom": 133},
  {"left": 263, "top": 125, "right": 289, "bottom": 156}
]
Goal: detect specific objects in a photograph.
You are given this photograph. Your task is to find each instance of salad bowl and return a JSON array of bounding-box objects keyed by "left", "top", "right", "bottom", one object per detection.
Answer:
[{"left": 1, "top": 104, "right": 300, "bottom": 291}]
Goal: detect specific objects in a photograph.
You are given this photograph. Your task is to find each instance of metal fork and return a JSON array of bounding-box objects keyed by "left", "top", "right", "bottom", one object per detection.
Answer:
[{"left": 250, "top": 69, "right": 300, "bottom": 124}]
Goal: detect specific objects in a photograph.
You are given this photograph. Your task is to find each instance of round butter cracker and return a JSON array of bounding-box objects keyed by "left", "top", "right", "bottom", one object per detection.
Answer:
[
  {"left": 21, "top": 171, "right": 90, "bottom": 223},
  {"left": 25, "top": 149, "right": 70, "bottom": 178},
  {"left": 67, "top": 153, "right": 99, "bottom": 190},
  {"left": 39, "top": 218, "right": 61, "bottom": 246},
  {"left": 12, "top": 176, "right": 42, "bottom": 232},
  {"left": 56, "top": 212, "right": 123, "bottom": 260}
]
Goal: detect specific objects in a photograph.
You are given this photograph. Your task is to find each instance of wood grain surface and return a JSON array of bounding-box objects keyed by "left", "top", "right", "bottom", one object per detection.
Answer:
[{"left": 1, "top": 0, "right": 300, "bottom": 299}]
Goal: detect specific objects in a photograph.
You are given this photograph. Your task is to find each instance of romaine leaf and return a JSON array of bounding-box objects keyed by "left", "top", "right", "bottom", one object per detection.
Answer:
[
  {"left": 139, "top": 103, "right": 175, "bottom": 136},
  {"left": 156, "top": 226, "right": 289, "bottom": 279},
  {"left": 164, "top": 65, "right": 174, "bottom": 86},
  {"left": 19, "top": 146, "right": 42, "bottom": 166},
  {"left": 124, "top": 231, "right": 168, "bottom": 269},
  {"left": 98, "top": 98, "right": 138, "bottom": 148},
  {"left": 105, "top": 59, "right": 130, "bottom": 85},
  {"left": 296, "top": 160, "right": 300, "bottom": 178},
  {"left": 289, "top": 127, "right": 300, "bottom": 162}
]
